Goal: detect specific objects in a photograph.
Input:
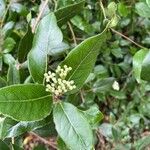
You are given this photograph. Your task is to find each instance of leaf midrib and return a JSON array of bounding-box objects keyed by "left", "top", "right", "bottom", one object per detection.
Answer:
[
  {"left": 0, "top": 95, "right": 50, "bottom": 103},
  {"left": 68, "top": 36, "right": 101, "bottom": 81},
  {"left": 59, "top": 103, "right": 87, "bottom": 149}
]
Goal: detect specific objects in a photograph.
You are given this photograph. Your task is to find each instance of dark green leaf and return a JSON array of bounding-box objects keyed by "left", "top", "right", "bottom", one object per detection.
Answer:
[
  {"left": 18, "top": 26, "right": 33, "bottom": 63},
  {"left": 61, "top": 30, "right": 107, "bottom": 91},
  {"left": 57, "top": 137, "right": 70, "bottom": 150},
  {"left": 0, "top": 140, "right": 9, "bottom": 150},
  {"left": 53, "top": 102, "right": 93, "bottom": 150},
  {"left": 55, "top": 1, "right": 85, "bottom": 26},
  {"left": 28, "top": 13, "right": 64, "bottom": 83},
  {"left": 0, "top": 84, "right": 52, "bottom": 121},
  {"left": 0, "top": 77, "right": 7, "bottom": 88}
]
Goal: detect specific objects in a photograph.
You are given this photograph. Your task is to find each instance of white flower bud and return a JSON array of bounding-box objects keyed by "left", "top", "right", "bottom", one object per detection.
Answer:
[{"left": 112, "top": 81, "right": 120, "bottom": 91}]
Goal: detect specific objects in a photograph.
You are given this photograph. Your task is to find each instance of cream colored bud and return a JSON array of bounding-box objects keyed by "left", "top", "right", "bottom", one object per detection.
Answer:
[
  {"left": 70, "top": 80, "right": 74, "bottom": 84},
  {"left": 112, "top": 81, "right": 120, "bottom": 91}
]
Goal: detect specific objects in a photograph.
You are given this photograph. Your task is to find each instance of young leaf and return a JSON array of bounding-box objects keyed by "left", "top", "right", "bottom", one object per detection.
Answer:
[
  {"left": 61, "top": 30, "right": 107, "bottom": 91},
  {"left": 53, "top": 102, "right": 93, "bottom": 150},
  {"left": 133, "top": 49, "right": 149, "bottom": 83},
  {"left": 55, "top": 1, "right": 85, "bottom": 26},
  {"left": 28, "top": 13, "right": 64, "bottom": 83},
  {"left": 0, "top": 84, "right": 52, "bottom": 121}
]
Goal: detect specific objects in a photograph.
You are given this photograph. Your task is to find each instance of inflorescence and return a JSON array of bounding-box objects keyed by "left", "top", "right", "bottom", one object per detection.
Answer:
[{"left": 44, "top": 65, "right": 76, "bottom": 96}]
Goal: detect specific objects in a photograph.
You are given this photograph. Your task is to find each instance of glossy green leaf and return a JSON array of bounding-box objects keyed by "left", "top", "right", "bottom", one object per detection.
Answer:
[
  {"left": 6, "top": 115, "right": 52, "bottom": 138},
  {"left": 133, "top": 49, "right": 149, "bottom": 83},
  {"left": 0, "top": 117, "right": 16, "bottom": 139},
  {"left": 135, "top": 2, "right": 150, "bottom": 18},
  {"left": 0, "top": 84, "right": 52, "bottom": 121},
  {"left": 55, "top": 1, "right": 85, "bottom": 26},
  {"left": 28, "top": 13, "right": 64, "bottom": 83},
  {"left": 18, "top": 26, "right": 33, "bottom": 63},
  {"left": 53, "top": 102, "right": 93, "bottom": 150},
  {"left": 61, "top": 30, "right": 107, "bottom": 91}
]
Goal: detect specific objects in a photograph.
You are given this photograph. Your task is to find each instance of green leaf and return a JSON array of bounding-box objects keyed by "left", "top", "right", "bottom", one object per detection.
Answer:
[
  {"left": 10, "top": 3, "right": 28, "bottom": 16},
  {"left": 55, "top": 1, "right": 85, "bottom": 26},
  {"left": 12, "top": 144, "right": 23, "bottom": 150},
  {"left": 57, "top": 137, "right": 70, "bottom": 150},
  {"left": 7, "top": 64, "right": 20, "bottom": 85},
  {"left": 0, "top": 77, "right": 7, "bottom": 88},
  {"left": 28, "top": 13, "right": 64, "bottom": 83},
  {"left": 82, "top": 105, "right": 103, "bottom": 127},
  {"left": 134, "top": 135, "right": 150, "bottom": 150},
  {"left": 53, "top": 102, "right": 93, "bottom": 150},
  {"left": 133, "top": 49, "right": 149, "bottom": 83},
  {"left": 0, "top": 84, "right": 52, "bottom": 121},
  {"left": 0, "top": 140, "right": 9, "bottom": 150},
  {"left": 18, "top": 26, "right": 33, "bottom": 63},
  {"left": 118, "top": 3, "right": 128, "bottom": 17},
  {"left": 135, "top": 2, "right": 150, "bottom": 18},
  {"left": 146, "top": 0, "right": 150, "bottom": 7},
  {"left": 61, "top": 30, "right": 107, "bottom": 91},
  {"left": 6, "top": 115, "right": 52, "bottom": 138},
  {"left": 3, "top": 38, "right": 16, "bottom": 53},
  {"left": 0, "top": 0, "right": 5, "bottom": 19},
  {"left": 0, "top": 117, "right": 17, "bottom": 139}
]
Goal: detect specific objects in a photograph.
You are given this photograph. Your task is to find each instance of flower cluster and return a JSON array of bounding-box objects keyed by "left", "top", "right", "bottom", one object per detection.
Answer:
[{"left": 44, "top": 65, "right": 76, "bottom": 96}]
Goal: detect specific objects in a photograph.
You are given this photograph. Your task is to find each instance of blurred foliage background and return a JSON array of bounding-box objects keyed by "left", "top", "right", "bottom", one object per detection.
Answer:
[{"left": 0, "top": 0, "right": 150, "bottom": 149}]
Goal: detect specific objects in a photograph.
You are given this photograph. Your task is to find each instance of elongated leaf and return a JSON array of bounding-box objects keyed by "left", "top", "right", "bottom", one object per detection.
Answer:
[
  {"left": 55, "top": 1, "right": 85, "bottom": 26},
  {"left": 0, "top": 0, "right": 5, "bottom": 19},
  {"left": 0, "top": 84, "right": 52, "bottom": 121},
  {"left": 6, "top": 115, "right": 51, "bottom": 138},
  {"left": 28, "top": 13, "right": 64, "bottom": 83},
  {"left": 7, "top": 64, "right": 20, "bottom": 85},
  {"left": 18, "top": 26, "right": 33, "bottom": 63},
  {"left": 133, "top": 49, "right": 149, "bottom": 83},
  {"left": 61, "top": 30, "right": 107, "bottom": 90},
  {"left": 53, "top": 102, "right": 93, "bottom": 150}
]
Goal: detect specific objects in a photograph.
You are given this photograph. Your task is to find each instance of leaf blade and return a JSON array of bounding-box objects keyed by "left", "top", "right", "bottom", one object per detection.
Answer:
[{"left": 53, "top": 102, "right": 93, "bottom": 150}]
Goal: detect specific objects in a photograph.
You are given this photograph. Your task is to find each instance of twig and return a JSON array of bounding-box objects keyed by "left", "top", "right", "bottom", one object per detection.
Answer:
[
  {"left": 80, "top": 90, "right": 85, "bottom": 103},
  {"left": 32, "top": 0, "right": 49, "bottom": 33},
  {"left": 99, "top": 0, "right": 106, "bottom": 19},
  {"left": 111, "top": 28, "right": 146, "bottom": 49},
  {"left": 30, "top": 132, "right": 57, "bottom": 149},
  {"left": 67, "top": 22, "right": 77, "bottom": 46}
]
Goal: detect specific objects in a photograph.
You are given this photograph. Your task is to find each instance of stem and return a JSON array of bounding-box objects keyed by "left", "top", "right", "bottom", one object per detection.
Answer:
[
  {"left": 99, "top": 0, "right": 106, "bottom": 19},
  {"left": 111, "top": 28, "right": 146, "bottom": 49},
  {"left": 67, "top": 22, "right": 77, "bottom": 46},
  {"left": 32, "top": 0, "right": 49, "bottom": 33},
  {"left": 0, "top": 0, "right": 11, "bottom": 28},
  {"left": 30, "top": 132, "right": 57, "bottom": 149}
]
